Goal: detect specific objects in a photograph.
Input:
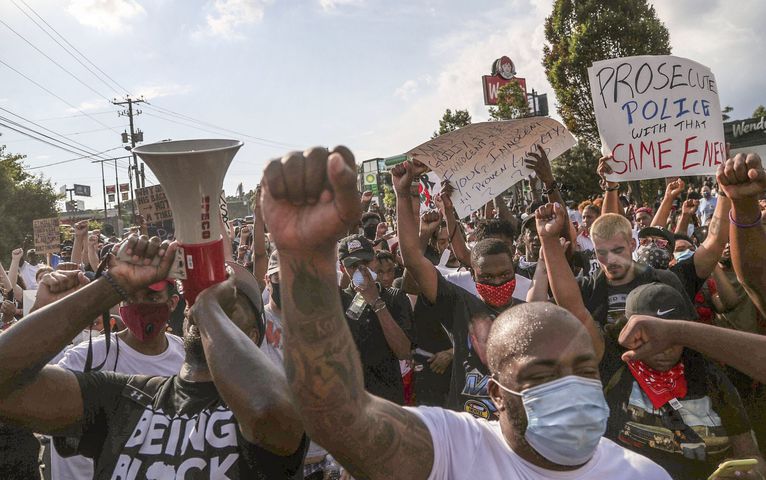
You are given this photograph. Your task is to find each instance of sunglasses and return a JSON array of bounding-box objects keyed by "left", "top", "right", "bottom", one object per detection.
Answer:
[{"left": 639, "top": 237, "right": 668, "bottom": 249}]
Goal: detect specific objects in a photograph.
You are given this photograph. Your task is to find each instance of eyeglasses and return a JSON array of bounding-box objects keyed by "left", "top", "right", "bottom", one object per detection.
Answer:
[{"left": 639, "top": 237, "right": 668, "bottom": 249}]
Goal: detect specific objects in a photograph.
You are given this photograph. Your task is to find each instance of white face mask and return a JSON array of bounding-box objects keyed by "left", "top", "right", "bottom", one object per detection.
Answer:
[{"left": 493, "top": 375, "right": 610, "bottom": 466}]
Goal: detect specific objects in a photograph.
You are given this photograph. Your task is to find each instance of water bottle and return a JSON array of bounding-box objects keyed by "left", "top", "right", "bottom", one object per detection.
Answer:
[{"left": 345, "top": 292, "right": 367, "bottom": 321}]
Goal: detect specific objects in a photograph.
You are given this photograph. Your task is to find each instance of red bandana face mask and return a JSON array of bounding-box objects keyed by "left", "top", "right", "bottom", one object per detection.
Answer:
[
  {"left": 627, "top": 360, "right": 687, "bottom": 409},
  {"left": 475, "top": 279, "right": 516, "bottom": 308},
  {"left": 119, "top": 303, "right": 170, "bottom": 342}
]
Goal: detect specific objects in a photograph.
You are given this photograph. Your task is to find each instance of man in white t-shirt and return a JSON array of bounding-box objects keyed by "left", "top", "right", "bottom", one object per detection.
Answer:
[
  {"left": 51, "top": 278, "right": 185, "bottom": 480},
  {"left": 19, "top": 249, "right": 43, "bottom": 290},
  {"left": 260, "top": 147, "right": 670, "bottom": 480}
]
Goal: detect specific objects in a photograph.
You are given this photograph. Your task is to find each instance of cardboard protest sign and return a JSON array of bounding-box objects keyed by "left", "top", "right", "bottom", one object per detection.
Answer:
[
  {"left": 32, "top": 217, "right": 60, "bottom": 254},
  {"left": 134, "top": 185, "right": 173, "bottom": 224},
  {"left": 588, "top": 55, "right": 725, "bottom": 182},
  {"left": 408, "top": 118, "right": 576, "bottom": 218}
]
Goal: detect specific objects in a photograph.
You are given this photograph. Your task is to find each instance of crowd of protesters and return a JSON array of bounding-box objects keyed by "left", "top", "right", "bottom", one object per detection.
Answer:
[{"left": 0, "top": 145, "right": 765, "bottom": 479}]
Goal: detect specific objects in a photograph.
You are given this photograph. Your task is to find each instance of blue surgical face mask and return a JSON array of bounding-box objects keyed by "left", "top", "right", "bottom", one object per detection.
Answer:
[
  {"left": 673, "top": 249, "right": 694, "bottom": 262},
  {"left": 352, "top": 269, "right": 377, "bottom": 287},
  {"left": 493, "top": 375, "right": 609, "bottom": 466}
]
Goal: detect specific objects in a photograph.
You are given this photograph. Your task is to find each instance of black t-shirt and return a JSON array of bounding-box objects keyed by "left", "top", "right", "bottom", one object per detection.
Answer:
[
  {"left": 670, "top": 255, "right": 706, "bottom": 301},
  {"left": 603, "top": 350, "right": 751, "bottom": 480},
  {"left": 341, "top": 285, "right": 413, "bottom": 405},
  {"left": 73, "top": 372, "right": 307, "bottom": 479},
  {"left": 420, "top": 273, "right": 508, "bottom": 420},
  {"left": 411, "top": 296, "right": 453, "bottom": 407}
]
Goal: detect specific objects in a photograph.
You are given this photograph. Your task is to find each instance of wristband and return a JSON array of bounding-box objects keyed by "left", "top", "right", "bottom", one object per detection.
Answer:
[
  {"left": 102, "top": 271, "right": 130, "bottom": 302},
  {"left": 543, "top": 182, "right": 560, "bottom": 196},
  {"left": 603, "top": 184, "right": 620, "bottom": 192},
  {"left": 372, "top": 298, "right": 387, "bottom": 312},
  {"left": 728, "top": 209, "right": 763, "bottom": 228}
]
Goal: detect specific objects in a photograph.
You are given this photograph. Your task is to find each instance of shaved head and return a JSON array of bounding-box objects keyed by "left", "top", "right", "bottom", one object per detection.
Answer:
[{"left": 487, "top": 303, "right": 592, "bottom": 376}]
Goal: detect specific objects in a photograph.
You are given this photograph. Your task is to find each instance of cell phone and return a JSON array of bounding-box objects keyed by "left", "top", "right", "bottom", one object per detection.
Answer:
[
  {"left": 412, "top": 348, "right": 434, "bottom": 364},
  {"left": 708, "top": 458, "right": 758, "bottom": 480}
]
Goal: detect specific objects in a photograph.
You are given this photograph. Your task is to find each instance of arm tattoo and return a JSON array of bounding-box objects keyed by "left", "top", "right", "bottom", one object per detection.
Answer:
[{"left": 282, "top": 257, "right": 434, "bottom": 480}]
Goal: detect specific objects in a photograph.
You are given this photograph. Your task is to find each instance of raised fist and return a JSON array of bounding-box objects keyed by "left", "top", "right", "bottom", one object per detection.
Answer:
[
  {"left": 717, "top": 153, "right": 766, "bottom": 200},
  {"left": 534, "top": 202, "right": 567, "bottom": 239},
  {"left": 261, "top": 146, "right": 361, "bottom": 255},
  {"left": 665, "top": 178, "right": 685, "bottom": 199},
  {"left": 419, "top": 210, "right": 442, "bottom": 237},
  {"left": 107, "top": 235, "right": 178, "bottom": 294},
  {"left": 525, "top": 144, "right": 554, "bottom": 185},
  {"left": 74, "top": 220, "right": 89, "bottom": 238},
  {"left": 11, "top": 248, "right": 23, "bottom": 261}
]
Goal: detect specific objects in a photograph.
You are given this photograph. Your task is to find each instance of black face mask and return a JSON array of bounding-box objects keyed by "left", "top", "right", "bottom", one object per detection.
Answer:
[{"left": 270, "top": 282, "right": 281, "bottom": 309}]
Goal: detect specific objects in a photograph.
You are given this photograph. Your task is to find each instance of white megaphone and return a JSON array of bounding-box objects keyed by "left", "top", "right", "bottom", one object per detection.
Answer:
[{"left": 132, "top": 139, "right": 243, "bottom": 305}]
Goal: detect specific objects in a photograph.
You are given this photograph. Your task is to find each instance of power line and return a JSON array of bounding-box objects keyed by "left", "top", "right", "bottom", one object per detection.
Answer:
[
  {"left": 145, "top": 103, "right": 301, "bottom": 148},
  {"left": 0, "top": 106, "right": 115, "bottom": 160},
  {"left": 0, "top": 57, "right": 120, "bottom": 134},
  {"left": 0, "top": 119, "right": 102, "bottom": 158},
  {"left": 35, "top": 110, "right": 116, "bottom": 121},
  {"left": 0, "top": 18, "right": 113, "bottom": 101},
  {"left": 10, "top": 0, "right": 126, "bottom": 98},
  {"left": 15, "top": 0, "right": 132, "bottom": 95},
  {"left": 25, "top": 147, "right": 125, "bottom": 170}
]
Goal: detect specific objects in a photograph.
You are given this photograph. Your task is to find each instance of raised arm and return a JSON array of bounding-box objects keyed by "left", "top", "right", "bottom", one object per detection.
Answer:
[
  {"left": 393, "top": 162, "right": 439, "bottom": 303},
  {"left": 251, "top": 185, "right": 268, "bottom": 290},
  {"left": 691, "top": 193, "right": 730, "bottom": 279},
  {"left": 674, "top": 199, "right": 696, "bottom": 234},
  {"left": 536, "top": 203, "right": 604, "bottom": 360},
  {"left": 438, "top": 183, "right": 471, "bottom": 267},
  {"left": 7, "top": 248, "right": 22, "bottom": 290},
  {"left": 718, "top": 153, "right": 766, "bottom": 315},
  {"left": 651, "top": 179, "right": 685, "bottom": 228},
  {"left": 262, "top": 147, "right": 433, "bottom": 480},
  {"left": 598, "top": 155, "right": 622, "bottom": 215},
  {"left": 189, "top": 276, "right": 303, "bottom": 454},
  {"left": 0, "top": 236, "right": 176, "bottom": 434},
  {"left": 86, "top": 234, "right": 101, "bottom": 272},
  {"left": 70, "top": 220, "right": 88, "bottom": 266},
  {"left": 620, "top": 315, "right": 766, "bottom": 384}
]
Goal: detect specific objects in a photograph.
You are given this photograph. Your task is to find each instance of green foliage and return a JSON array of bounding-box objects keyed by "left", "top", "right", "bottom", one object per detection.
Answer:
[
  {"left": 488, "top": 81, "right": 529, "bottom": 120},
  {"left": 543, "top": 0, "right": 671, "bottom": 146},
  {"left": 551, "top": 140, "right": 603, "bottom": 202},
  {"left": 0, "top": 146, "right": 61, "bottom": 264},
  {"left": 383, "top": 185, "right": 396, "bottom": 210},
  {"left": 722, "top": 105, "right": 734, "bottom": 122},
  {"left": 753, "top": 105, "right": 766, "bottom": 118},
  {"left": 433, "top": 109, "right": 472, "bottom": 138}
]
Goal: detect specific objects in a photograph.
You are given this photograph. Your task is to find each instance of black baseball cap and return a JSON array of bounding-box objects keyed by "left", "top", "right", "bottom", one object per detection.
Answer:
[
  {"left": 638, "top": 226, "right": 675, "bottom": 251},
  {"left": 338, "top": 234, "right": 375, "bottom": 267},
  {"left": 625, "top": 283, "right": 696, "bottom": 321}
]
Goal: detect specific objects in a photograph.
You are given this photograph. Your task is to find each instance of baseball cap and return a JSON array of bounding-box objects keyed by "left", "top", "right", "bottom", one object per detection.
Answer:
[
  {"left": 624, "top": 283, "right": 696, "bottom": 321},
  {"left": 637, "top": 226, "right": 675, "bottom": 251},
  {"left": 148, "top": 279, "right": 176, "bottom": 293},
  {"left": 267, "top": 251, "right": 279, "bottom": 276},
  {"left": 338, "top": 234, "right": 375, "bottom": 267}
]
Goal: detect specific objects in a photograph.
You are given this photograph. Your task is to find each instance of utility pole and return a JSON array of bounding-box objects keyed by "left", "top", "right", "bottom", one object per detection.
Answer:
[
  {"left": 113, "top": 95, "right": 146, "bottom": 219},
  {"left": 91, "top": 156, "right": 132, "bottom": 230}
]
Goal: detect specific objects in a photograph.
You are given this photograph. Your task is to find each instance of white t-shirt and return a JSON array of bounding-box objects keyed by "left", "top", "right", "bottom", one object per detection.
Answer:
[
  {"left": 409, "top": 406, "right": 670, "bottom": 480},
  {"left": 52, "top": 332, "right": 185, "bottom": 480},
  {"left": 19, "top": 262, "right": 41, "bottom": 290},
  {"left": 442, "top": 270, "right": 479, "bottom": 298}
]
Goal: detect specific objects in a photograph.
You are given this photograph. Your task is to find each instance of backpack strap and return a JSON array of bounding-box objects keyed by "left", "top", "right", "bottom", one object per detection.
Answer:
[{"left": 92, "top": 375, "right": 167, "bottom": 479}]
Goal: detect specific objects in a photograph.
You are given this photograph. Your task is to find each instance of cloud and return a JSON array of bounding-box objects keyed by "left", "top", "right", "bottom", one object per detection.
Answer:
[
  {"left": 67, "top": 0, "right": 146, "bottom": 33},
  {"left": 197, "top": 0, "right": 271, "bottom": 39},
  {"left": 66, "top": 99, "right": 110, "bottom": 113},
  {"left": 319, "top": 0, "right": 363, "bottom": 12},
  {"left": 133, "top": 83, "right": 193, "bottom": 99},
  {"left": 393, "top": 80, "right": 419, "bottom": 100}
]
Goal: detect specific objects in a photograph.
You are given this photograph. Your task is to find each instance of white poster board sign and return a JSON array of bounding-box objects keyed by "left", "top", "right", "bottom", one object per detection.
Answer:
[
  {"left": 408, "top": 118, "right": 575, "bottom": 218},
  {"left": 588, "top": 55, "right": 725, "bottom": 182},
  {"left": 419, "top": 172, "right": 442, "bottom": 214}
]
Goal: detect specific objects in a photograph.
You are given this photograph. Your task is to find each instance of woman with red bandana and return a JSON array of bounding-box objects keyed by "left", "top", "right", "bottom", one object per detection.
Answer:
[{"left": 602, "top": 283, "right": 764, "bottom": 480}]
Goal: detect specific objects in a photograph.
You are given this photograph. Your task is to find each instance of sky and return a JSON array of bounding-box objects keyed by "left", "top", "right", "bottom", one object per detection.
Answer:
[{"left": 1, "top": 0, "right": 764, "bottom": 211}]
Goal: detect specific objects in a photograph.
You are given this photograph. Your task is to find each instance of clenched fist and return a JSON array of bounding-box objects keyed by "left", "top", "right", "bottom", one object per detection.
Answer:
[{"left": 261, "top": 146, "right": 361, "bottom": 255}]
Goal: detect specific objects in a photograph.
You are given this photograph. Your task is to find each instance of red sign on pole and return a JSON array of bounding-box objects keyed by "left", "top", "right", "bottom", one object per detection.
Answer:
[{"left": 482, "top": 76, "right": 527, "bottom": 105}]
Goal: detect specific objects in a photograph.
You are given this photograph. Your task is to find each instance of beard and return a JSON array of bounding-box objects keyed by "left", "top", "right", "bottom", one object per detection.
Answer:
[{"left": 183, "top": 325, "right": 207, "bottom": 367}]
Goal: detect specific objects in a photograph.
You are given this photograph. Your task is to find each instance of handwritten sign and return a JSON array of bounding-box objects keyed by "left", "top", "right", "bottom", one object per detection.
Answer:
[
  {"left": 588, "top": 55, "right": 725, "bottom": 182},
  {"left": 32, "top": 217, "right": 60, "bottom": 254},
  {"left": 419, "top": 172, "right": 442, "bottom": 214},
  {"left": 408, "top": 118, "right": 576, "bottom": 218},
  {"left": 134, "top": 185, "right": 173, "bottom": 224}
]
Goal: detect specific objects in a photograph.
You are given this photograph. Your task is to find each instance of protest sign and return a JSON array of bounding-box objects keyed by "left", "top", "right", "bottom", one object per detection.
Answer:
[
  {"left": 32, "top": 217, "right": 60, "bottom": 254},
  {"left": 134, "top": 185, "right": 173, "bottom": 224},
  {"left": 419, "top": 172, "right": 442, "bottom": 213},
  {"left": 588, "top": 55, "right": 725, "bottom": 182},
  {"left": 408, "top": 118, "right": 576, "bottom": 218}
]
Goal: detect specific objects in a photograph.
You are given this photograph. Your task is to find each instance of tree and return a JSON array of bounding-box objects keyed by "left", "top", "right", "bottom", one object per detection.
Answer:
[
  {"left": 543, "top": 0, "right": 671, "bottom": 146},
  {"left": 722, "top": 105, "right": 734, "bottom": 122},
  {"left": 432, "top": 108, "right": 471, "bottom": 138},
  {"left": 551, "top": 140, "right": 602, "bottom": 202},
  {"left": 753, "top": 105, "right": 766, "bottom": 118},
  {"left": 488, "top": 81, "right": 529, "bottom": 120},
  {"left": 383, "top": 185, "right": 396, "bottom": 210},
  {"left": 0, "top": 146, "right": 61, "bottom": 264}
]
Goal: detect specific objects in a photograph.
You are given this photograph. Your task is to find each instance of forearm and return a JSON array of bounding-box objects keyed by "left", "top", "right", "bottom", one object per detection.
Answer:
[
  {"left": 87, "top": 244, "right": 100, "bottom": 271},
  {"left": 71, "top": 235, "right": 84, "bottom": 264},
  {"left": 396, "top": 190, "right": 436, "bottom": 301},
  {"left": 526, "top": 260, "right": 549, "bottom": 302},
  {"left": 8, "top": 258, "right": 20, "bottom": 288},
  {"left": 0, "top": 279, "right": 119, "bottom": 395},
  {"left": 375, "top": 306, "right": 412, "bottom": 360},
  {"left": 401, "top": 269, "right": 421, "bottom": 295},
  {"left": 0, "top": 263, "right": 11, "bottom": 291},
  {"left": 444, "top": 212, "right": 471, "bottom": 266},
  {"left": 197, "top": 301, "right": 301, "bottom": 454},
  {"left": 494, "top": 195, "right": 511, "bottom": 222},
  {"left": 542, "top": 237, "right": 604, "bottom": 359},
  {"left": 674, "top": 213, "right": 691, "bottom": 235},
  {"left": 651, "top": 194, "right": 675, "bottom": 227},
  {"left": 695, "top": 197, "right": 730, "bottom": 278},
  {"left": 711, "top": 267, "right": 740, "bottom": 311},
  {"left": 730, "top": 199, "right": 766, "bottom": 315},
  {"left": 601, "top": 188, "right": 621, "bottom": 215}
]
